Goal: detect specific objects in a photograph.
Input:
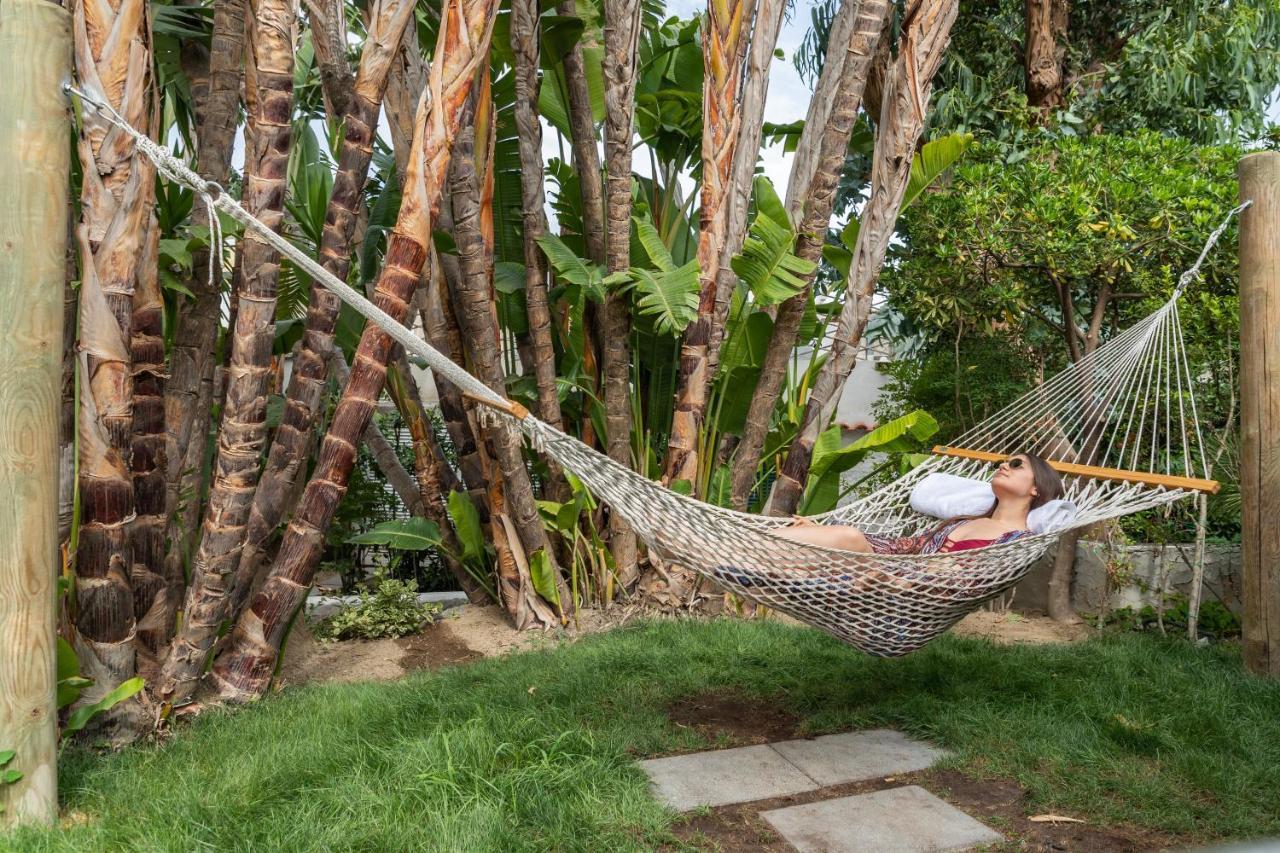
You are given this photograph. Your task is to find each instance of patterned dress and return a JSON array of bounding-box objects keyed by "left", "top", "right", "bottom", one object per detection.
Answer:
[{"left": 863, "top": 519, "right": 1029, "bottom": 555}]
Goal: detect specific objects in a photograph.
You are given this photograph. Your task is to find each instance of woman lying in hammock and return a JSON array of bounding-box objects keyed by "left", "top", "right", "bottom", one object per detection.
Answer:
[{"left": 775, "top": 452, "right": 1064, "bottom": 556}]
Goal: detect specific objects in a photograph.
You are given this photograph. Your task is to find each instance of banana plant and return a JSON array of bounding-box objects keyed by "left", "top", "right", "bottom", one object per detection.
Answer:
[
  {"left": 537, "top": 471, "right": 615, "bottom": 608},
  {"left": 799, "top": 410, "right": 940, "bottom": 514}
]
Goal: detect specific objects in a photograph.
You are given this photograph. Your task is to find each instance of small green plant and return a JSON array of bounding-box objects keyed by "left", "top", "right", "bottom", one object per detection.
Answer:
[
  {"left": 1105, "top": 596, "right": 1241, "bottom": 639},
  {"left": 0, "top": 749, "right": 20, "bottom": 813},
  {"left": 312, "top": 574, "right": 442, "bottom": 642}
]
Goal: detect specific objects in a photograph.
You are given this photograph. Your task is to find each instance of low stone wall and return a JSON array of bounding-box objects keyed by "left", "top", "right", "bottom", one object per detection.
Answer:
[{"left": 1012, "top": 540, "right": 1243, "bottom": 616}]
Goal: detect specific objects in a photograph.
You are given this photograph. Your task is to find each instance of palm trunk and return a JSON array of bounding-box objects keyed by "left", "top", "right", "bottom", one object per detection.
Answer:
[
  {"left": 381, "top": 359, "right": 486, "bottom": 601},
  {"left": 704, "top": 0, "right": 786, "bottom": 378},
  {"left": 766, "top": 0, "right": 959, "bottom": 516},
  {"left": 155, "top": 0, "right": 297, "bottom": 706},
  {"left": 1024, "top": 0, "right": 1068, "bottom": 111},
  {"left": 728, "top": 0, "right": 892, "bottom": 511},
  {"left": 59, "top": 217, "right": 78, "bottom": 548},
  {"left": 558, "top": 0, "right": 606, "bottom": 263},
  {"left": 512, "top": 0, "right": 563, "bottom": 431},
  {"left": 600, "top": 0, "right": 644, "bottom": 584},
  {"left": 228, "top": 0, "right": 417, "bottom": 627},
  {"left": 450, "top": 124, "right": 568, "bottom": 625},
  {"left": 426, "top": 248, "right": 491, "bottom": 501},
  {"left": 663, "top": 0, "right": 756, "bottom": 488},
  {"left": 71, "top": 0, "right": 155, "bottom": 705},
  {"left": 555, "top": 1, "right": 607, "bottom": 435},
  {"left": 131, "top": 214, "right": 169, "bottom": 672},
  {"left": 210, "top": 0, "right": 500, "bottom": 703},
  {"left": 162, "top": 0, "right": 247, "bottom": 603}
]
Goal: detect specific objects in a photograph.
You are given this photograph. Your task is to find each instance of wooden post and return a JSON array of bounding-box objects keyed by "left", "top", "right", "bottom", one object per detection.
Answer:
[
  {"left": 0, "top": 0, "right": 71, "bottom": 827},
  {"left": 1239, "top": 151, "right": 1280, "bottom": 678}
]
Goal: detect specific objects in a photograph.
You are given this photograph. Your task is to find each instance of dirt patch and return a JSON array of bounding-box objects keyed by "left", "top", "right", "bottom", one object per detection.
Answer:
[
  {"left": 666, "top": 766, "right": 1185, "bottom": 852},
  {"left": 667, "top": 692, "right": 803, "bottom": 747},
  {"left": 276, "top": 604, "right": 646, "bottom": 689},
  {"left": 396, "top": 622, "right": 481, "bottom": 671},
  {"left": 275, "top": 618, "right": 409, "bottom": 688},
  {"left": 277, "top": 603, "right": 1092, "bottom": 692},
  {"left": 952, "top": 609, "right": 1093, "bottom": 646}
]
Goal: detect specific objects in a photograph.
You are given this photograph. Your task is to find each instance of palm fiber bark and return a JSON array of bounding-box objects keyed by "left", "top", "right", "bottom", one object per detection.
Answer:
[
  {"left": 729, "top": 0, "right": 892, "bottom": 511},
  {"left": 72, "top": 0, "right": 156, "bottom": 694},
  {"left": 767, "top": 0, "right": 959, "bottom": 516},
  {"left": 600, "top": 0, "right": 644, "bottom": 583},
  {"left": 210, "top": 0, "right": 500, "bottom": 702},
  {"left": 155, "top": 0, "right": 297, "bottom": 706},
  {"left": 663, "top": 0, "right": 756, "bottom": 488},
  {"left": 230, "top": 0, "right": 418, "bottom": 624}
]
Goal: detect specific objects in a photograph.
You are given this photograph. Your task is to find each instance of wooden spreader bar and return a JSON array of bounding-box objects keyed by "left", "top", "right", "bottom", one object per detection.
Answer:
[{"left": 931, "top": 445, "right": 1220, "bottom": 495}]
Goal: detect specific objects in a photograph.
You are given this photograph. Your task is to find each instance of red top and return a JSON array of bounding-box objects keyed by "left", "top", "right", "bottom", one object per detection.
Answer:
[{"left": 939, "top": 538, "right": 1002, "bottom": 553}]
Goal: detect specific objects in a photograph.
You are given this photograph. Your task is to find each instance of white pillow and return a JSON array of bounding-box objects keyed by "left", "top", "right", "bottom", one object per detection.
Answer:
[
  {"left": 909, "top": 472, "right": 995, "bottom": 519},
  {"left": 1027, "top": 499, "right": 1077, "bottom": 534}
]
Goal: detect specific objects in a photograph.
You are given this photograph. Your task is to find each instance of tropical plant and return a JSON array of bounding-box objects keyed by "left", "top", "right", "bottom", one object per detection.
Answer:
[{"left": 311, "top": 574, "right": 443, "bottom": 642}]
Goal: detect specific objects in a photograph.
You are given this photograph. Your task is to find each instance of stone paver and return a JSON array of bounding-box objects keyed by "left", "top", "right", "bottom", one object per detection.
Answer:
[
  {"left": 770, "top": 729, "right": 948, "bottom": 786},
  {"left": 639, "top": 745, "right": 817, "bottom": 809},
  {"left": 760, "top": 785, "right": 1003, "bottom": 853}
]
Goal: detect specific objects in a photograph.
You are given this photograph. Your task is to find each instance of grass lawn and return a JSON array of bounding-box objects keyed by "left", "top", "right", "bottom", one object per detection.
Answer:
[{"left": 5, "top": 618, "right": 1279, "bottom": 851}]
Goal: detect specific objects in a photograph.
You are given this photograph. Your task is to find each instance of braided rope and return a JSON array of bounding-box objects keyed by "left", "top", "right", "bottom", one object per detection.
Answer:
[{"left": 65, "top": 83, "right": 1238, "bottom": 655}]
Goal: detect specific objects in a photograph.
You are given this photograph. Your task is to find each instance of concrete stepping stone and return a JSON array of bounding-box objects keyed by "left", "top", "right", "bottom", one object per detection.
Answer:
[
  {"left": 770, "top": 729, "right": 948, "bottom": 786},
  {"left": 760, "top": 785, "right": 1002, "bottom": 853},
  {"left": 639, "top": 745, "right": 817, "bottom": 809}
]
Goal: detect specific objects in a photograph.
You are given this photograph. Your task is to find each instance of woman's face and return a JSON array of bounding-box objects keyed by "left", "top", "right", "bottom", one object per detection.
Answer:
[{"left": 992, "top": 454, "right": 1038, "bottom": 502}]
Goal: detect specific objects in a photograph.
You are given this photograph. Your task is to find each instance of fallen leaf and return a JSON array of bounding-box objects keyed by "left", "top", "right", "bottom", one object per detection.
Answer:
[
  {"left": 883, "top": 777, "right": 897, "bottom": 783},
  {"left": 527, "top": 686, "right": 537, "bottom": 695},
  {"left": 1029, "top": 814, "right": 1085, "bottom": 824}
]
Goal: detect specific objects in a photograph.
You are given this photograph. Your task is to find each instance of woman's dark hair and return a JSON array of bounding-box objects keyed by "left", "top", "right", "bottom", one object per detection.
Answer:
[{"left": 1022, "top": 452, "right": 1064, "bottom": 510}]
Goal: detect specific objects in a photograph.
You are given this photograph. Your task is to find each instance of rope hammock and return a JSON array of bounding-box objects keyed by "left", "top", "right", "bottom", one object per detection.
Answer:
[{"left": 67, "top": 85, "right": 1246, "bottom": 657}]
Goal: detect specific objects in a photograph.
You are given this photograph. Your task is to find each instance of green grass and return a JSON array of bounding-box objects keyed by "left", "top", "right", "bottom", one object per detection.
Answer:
[{"left": 5, "top": 619, "right": 1279, "bottom": 851}]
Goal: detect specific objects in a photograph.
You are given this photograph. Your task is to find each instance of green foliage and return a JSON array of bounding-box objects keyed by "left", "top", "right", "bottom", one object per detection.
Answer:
[
  {"left": 731, "top": 177, "right": 814, "bottom": 307},
  {"left": 606, "top": 262, "right": 700, "bottom": 335},
  {"left": 347, "top": 518, "right": 444, "bottom": 551},
  {"left": 800, "top": 410, "right": 940, "bottom": 514},
  {"left": 901, "top": 132, "right": 974, "bottom": 210},
  {"left": 798, "top": 0, "right": 1280, "bottom": 146},
  {"left": 447, "top": 491, "right": 487, "bottom": 566},
  {"left": 0, "top": 749, "right": 19, "bottom": 812},
  {"left": 63, "top": 679, "right": 146, "bottom": 739},
  {"left": 528, "top": 550, "right": 562, "bottom": 612},
  {"left": 875, "top": 132, "right": 1242, "bottom": 538},
  {"left": 312, "top": 575, "right": 441, "bottom": 642},
  {"left": 635, "top": 15, "right": 704, "bottom": 173},
  {"left": 1105, "top": 596, "right": 1241, "bottom": 640},
  {"left": 537, "top": 232, "right": 606, "bottom": 303},
  {"left": 537, "top": 472, "right": 613, "bottom": 605}
]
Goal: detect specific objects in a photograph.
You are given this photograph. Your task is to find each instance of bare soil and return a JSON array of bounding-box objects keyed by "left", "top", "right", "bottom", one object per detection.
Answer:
[
  {"left": 278, "top": 604, "right": 1089, "bottom": 692},
  {"left": 276, "top": 603, "right": 644, "bottom": 689},
  {"left": 952, "top": 609, "right": 1093, "bottom": 646},
  {"left": 667, "top": 691, "right": 804, "bottom": 747}
]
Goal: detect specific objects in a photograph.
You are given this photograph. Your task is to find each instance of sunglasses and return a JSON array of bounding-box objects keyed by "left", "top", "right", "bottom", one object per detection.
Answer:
[{"left": 1002, "top": 457, "right": 1026, "bottom": 469}]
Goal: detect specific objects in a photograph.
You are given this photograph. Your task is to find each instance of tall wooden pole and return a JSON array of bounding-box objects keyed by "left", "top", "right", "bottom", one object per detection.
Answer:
[
  {"left": 1239, "top": 151, "right": 1280, "bottom": 679},
  {"left": 0, "top": 0, "right": 71, "bottom": 827}
]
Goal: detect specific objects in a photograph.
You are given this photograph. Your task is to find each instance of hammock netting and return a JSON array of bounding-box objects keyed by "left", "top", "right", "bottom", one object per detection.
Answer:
[{"left": 70, "top": 85, "right": 1240, "bottom": 657}]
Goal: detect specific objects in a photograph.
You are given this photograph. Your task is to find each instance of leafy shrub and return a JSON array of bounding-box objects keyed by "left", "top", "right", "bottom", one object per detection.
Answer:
[
  {"left": 313, "top": 576, "right": 442, "bottom": 642},
  {"left": 1105, "top": 595, "right": 1241, "bottom": 640}
]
